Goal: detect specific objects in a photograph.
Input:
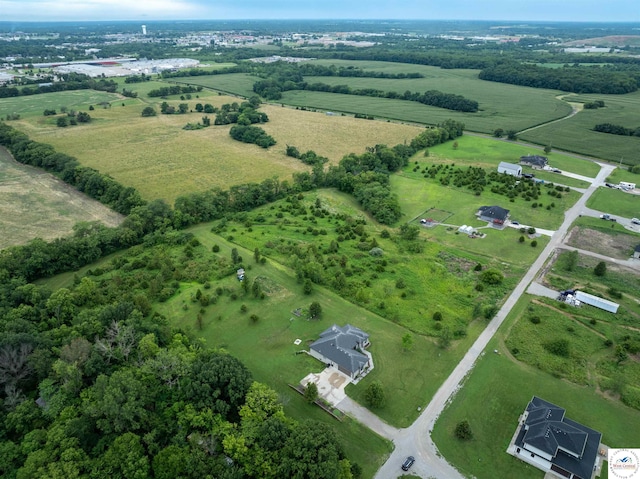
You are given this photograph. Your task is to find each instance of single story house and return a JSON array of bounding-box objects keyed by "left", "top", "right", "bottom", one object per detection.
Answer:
[
  {"left": 634, "top": 244, "right": 640, "bottom": 259},
  {"left": 520, "top": 155, "right": 549, "bottom": 169},
  {"left": 309, "top": 324, "right": 371, "bottom": 380},
  {"left": 507, "top": 396, "right": 602, "bottom": 479},
  {"left": 498, "top": 161, "right": 522, "bottom": 177},
  {"left": 477, "top": 205, "right": 510, "bottom": 225}
]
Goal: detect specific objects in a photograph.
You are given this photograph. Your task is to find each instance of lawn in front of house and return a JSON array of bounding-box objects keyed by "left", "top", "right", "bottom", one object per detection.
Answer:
[
  {"left": 586, "top": 187, "right": 640, "bottom": 219},
  {"left": 432, "top": 298, "right": 640, "bottom": 479}
]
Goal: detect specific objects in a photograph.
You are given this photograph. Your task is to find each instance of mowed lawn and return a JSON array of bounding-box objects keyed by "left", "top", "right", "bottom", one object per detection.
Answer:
[
  {"left": 425, "top": 134, "right": 601, "bottom": 177},
  {"left": 15, "top": 91, "right": 422, "bottom": 204},
  {"left": 520, "top": 91, "right": 640, "bottom": 166},
  {"left": 586, "top": 187, "right": 640, "bottom": 219},
  {"left": 432, "top": 298, "right": 640, "bottom": 479}
]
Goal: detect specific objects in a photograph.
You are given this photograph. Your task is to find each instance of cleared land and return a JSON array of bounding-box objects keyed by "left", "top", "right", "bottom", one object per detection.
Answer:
[
  {"left": 13, "top": 92, "right": 423, "bottom": 204},
  {"left": 0, "top": 147, "right": 123, "bottom": 249},
  {"left": 565, "top": 224, "right": 640, "bottom": 259},
  {"left": 520, "top": 91, "right": 640, "bottom": 165},
  {"left": 586, "top": 187, "right": 640, "bottom": 219},
  {"left": 0, "top": 90, "right": 122, "bottom": 119}
]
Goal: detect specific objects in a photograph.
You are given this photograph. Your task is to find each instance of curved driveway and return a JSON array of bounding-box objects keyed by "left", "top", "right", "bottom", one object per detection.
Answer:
[{"left": 341, "top": 161, "right": 617, "bottom": 479}]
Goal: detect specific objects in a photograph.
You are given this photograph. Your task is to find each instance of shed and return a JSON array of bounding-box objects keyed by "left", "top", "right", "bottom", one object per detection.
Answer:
[
  {"left": 574, "top": 290, "right": 618, "bottom": 313},
  {"left": 498, "top": 162, "right": 522, "bottom": 177}
]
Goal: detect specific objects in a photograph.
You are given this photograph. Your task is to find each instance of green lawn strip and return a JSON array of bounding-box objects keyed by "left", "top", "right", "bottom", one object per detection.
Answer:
[
  {"left": 528, "top": 170, "right": 590, "bottom": 189},
  {"left": 432, "top": 298, "right": 640, "bottom": 479},
  {"left": 424, "top": 134, "right": 601, "bottom": 177},
  {"left": 519, "top": 91, "right": 640, "bottom": 166},
  {"left": 0, "top": 90, "right": 121, "bottom": 118},
  {"left": 391, "top": 173, "right": 577, "bottom": 231},
  {"left": 586, "top": 187, "right": 640, "bottom": 219}
]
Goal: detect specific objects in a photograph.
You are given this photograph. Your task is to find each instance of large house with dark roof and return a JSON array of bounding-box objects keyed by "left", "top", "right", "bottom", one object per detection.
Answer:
[
  {"left": 520, "top": 155, "right": 549, "bottom": 169},
  {"left": 309, "top": 324, "right": 371, "bottom": 379},
  {"left": 507, "top": 396, "right": 602, "bottom": 479},
  {"left": 477, "top": 205, "right": 510, "bottom": 225}
]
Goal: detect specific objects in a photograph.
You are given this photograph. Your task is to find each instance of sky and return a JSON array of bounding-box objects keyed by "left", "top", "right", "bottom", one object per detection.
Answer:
[{"left": 0, "top": 0, "right": 639, "bottom": 23}]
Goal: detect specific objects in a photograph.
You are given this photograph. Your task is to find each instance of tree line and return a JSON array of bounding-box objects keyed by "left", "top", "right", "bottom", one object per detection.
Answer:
[
  {"left": 479, "top": 61, "right": 640, "bottom": 94},
  {"left": 147, "top": 84, "right": 203, "bottom": 97},
  {"left": 593, "top": 123, "right": 640, "bottom": 137},
  {"left": 0, "top": 232, "right": 356, "bottom": 478},
  {"left": 297, "top": 63, "right": 424, "bottom": 79},
  {"left": 0, "top": 73, "right": 118, "bottom": 98}
]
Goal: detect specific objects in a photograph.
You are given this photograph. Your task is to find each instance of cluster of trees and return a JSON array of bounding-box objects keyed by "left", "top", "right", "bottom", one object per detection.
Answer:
[
  {"left": 286, "top": 146, "right": 329, "bottom": 168},
  {"left": 124, "top": 73, "right": 152, "bottom": 83},
  {"left": 0, "top": 74, "right": 118, "bottom": 98},
  {"left": 160, "top": 102, "right": 189, "bottom": 114},
  {"left": 0, "top": 236, "right": 356, "bottom": 478},
  {"left": 479, "top": 61, "right": 639, "bottom": 94},
  {"left": 147, "top": 84, "right": 202, "bottom": 98},
  {"left": 593, "top": 123, "right": 640, "bottom": 137},
  {"left": 215, "top": 97, "right": 268, "bottom": 126},
  {"left": 229, "top": 125, "right": 276, "bottom": 148},
  {"left": 583, "top": 100, "right": 605, "bottom": 109}
]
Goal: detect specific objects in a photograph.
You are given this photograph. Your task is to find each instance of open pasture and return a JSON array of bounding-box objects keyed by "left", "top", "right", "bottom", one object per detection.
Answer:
[
  {"left": 432, "top": 299, "right": 640, "bottom": 479},
  {"left": 0, "top": 90, "right": 121, "bottom": 118},
  {"left": 0, "top": 147, "right": 123, "bottom": 249},
  {"left": 586, "top": 186, "right": 640, "bottom": 219},
  {"left": 520, "top": 91, "right": 640, "bottom": 165},
  {"left": 170, "top": 72, "right": 259, "bottom": 98},
  {"left": 15, "top": 94, "right": 423, "bottom": 204}
]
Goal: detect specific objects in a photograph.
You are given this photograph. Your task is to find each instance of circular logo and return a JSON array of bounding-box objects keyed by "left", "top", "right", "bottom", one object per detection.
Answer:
[{"left": 610, "top": 449, "right": 640, "bottom": 479}]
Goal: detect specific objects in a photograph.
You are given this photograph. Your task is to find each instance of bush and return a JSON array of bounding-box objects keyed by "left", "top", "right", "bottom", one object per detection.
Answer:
[
  {"left": 480, "top": 268, "right": 504, "bottom": 285},
  {"left": 544, "top": 338, "right": 570, "bottom": 357},
  {"left": 433, "top": 311, "right": 443, "bottom": 321},
  {"left": 531, "top": 240, "right": 538, "bottom": 247},
  {"left": 529, "top": 316, "right": 541, "bottom": 324},
  {"left": 455, "top": 420, "right": 473, "bottom": 440},
  {"left": 519, "top": 236, "right": 525, "bottom": 243},
  {"left": 594, "top": 261, "right": 607, "bottom": 277},
  {"left": 364, "top": 381, "right": 385, "bottom": 408}
]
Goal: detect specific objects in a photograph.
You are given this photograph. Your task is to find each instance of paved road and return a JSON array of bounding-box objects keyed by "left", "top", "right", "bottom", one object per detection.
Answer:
[{"left": 363, "top": 161, "right": 617, "bottom": 479}]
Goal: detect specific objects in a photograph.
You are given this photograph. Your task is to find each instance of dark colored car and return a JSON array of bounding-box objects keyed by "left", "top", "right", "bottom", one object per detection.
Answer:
[{"left": 401, "top": 456, "right": 415, "bottom": 471}]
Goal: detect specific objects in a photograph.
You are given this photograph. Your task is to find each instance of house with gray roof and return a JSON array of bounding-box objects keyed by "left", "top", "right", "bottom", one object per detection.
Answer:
[
  {"left": 309, "top": 324, "right": 371, "bottom": 379},
  {"left": 477, "top": 205, "right": 510, "bottom": 226},
  {"left": 507, "top": 396, "right": 602, "bottom": 479},
  {"left": 520, "top": 155, "right": 549, "bottom": 169}
]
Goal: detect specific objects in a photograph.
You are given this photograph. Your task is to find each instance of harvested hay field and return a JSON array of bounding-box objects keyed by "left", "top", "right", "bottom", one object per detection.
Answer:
[
  {"left": 0, "top": 147, "right": 123, "bottom": 249},
  {"left": 17, "top": 95, "right": 423, "bottom": 204},
  {"left": 565, "top": 226, "right": 639, "bottom": 259}
]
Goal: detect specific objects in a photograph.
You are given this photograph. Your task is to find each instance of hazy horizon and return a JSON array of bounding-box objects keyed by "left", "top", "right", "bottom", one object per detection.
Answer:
[{"left": 1, "top": 0, "right": 639, "bottom": 23}]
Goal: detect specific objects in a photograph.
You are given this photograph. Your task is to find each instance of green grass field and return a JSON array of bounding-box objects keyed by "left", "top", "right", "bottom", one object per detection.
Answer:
[
  {"left": 520, "top": 91, "right": 640, "bottom": 166},
  {"left": 424, "top": 134, "right": 601, "bottom": 177},
  {"left": 586, "top": 187, "right": 640, "bottom": 219},
  {"left": 605, "top": 167, "right": 640, "bottom": 186},
  {"left": 170, "top": 73, "right": 259, "bottom": 98},
  {"left": 14, "top": 93, "right": 422, "bottom": 204},
  {"left": 0, "top": 90, "right": 122, "bottom": 119},
  {"left": 432, "top": 297, "right": 640, "bottom": 479}
]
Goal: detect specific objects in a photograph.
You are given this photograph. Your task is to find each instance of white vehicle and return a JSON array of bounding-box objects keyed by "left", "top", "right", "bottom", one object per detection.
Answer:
[{"left": 632, "top": 218, "right": 640, "bottom": 225}]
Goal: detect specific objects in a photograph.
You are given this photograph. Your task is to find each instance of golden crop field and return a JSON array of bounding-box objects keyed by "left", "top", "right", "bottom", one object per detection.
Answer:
[{"left": 17, "top": 93, "right": 423, "bottom": 205}]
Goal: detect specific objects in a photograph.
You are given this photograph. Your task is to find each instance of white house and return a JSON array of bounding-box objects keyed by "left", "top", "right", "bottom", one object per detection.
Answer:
[{"left": 498, "top": 162, "right": 522, "bottom": 177}]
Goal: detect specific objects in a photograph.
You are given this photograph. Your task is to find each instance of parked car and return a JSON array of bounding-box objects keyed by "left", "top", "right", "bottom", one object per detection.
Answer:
[
  {"left": 522, "top": 173, "right": 534, "bottom": 179},
  {"left": 632, "top": 218, "right": 640, "bottom": 225},
  {"left": 511, "top": 221, "right": 520, "bottom": 226},
  {"left": 552, "top": 168, "right": 562, "bottom": 173},
  {"left": 401, "top": 456, "right": 415, "bottom": 471}
]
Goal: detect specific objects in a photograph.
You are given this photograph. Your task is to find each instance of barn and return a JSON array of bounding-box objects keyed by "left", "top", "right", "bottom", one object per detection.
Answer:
[{"left": 497, "top": 162, "right": 522, "bottom": 177}]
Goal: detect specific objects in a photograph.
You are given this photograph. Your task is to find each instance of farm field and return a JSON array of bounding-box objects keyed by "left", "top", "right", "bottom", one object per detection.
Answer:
[
  {"left": 170, "top": 72, "right": 258, "bottom": 98},
  {"left": 586, "top": 187, "right": 640, "bottom": 219},
  {"left": 12, "top": 92, "right": 423, "bottom": 204},
  {"left": 520, "top": 91, "right": 640, "bottom": 166},
  {"left": 432, "top": 323, "right": 640, "bottom": 479},
  {"left": 0, "top": 147, "right": 124, "bottom": 249}
]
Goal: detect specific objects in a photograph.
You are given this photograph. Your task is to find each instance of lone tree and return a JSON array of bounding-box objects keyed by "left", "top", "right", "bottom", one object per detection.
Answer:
[
  {"left": 402, "top": 333, "right": 414, "bottom": 352},
  {"left": 455, "top": 420, "right": 473, "bottom": 440},
  {"left": 309, "top": 301, "right": 322, "bottom": 319},
  {"left": 364, "top": 381, "right": 385, "bottom": 408},
  {"left": 304, "top": 382, "right": 318, "bottom": 403},
  {"left": 594, "top": 261, "right": 607, "bottom": 277}
]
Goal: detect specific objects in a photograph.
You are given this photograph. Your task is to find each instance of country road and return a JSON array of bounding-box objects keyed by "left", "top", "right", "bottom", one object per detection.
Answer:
[{"left": 359, "top": 160, "right": 617, "bottom": 479}]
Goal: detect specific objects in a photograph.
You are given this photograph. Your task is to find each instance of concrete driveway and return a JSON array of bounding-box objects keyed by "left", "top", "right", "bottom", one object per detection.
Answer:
[{"left": 300, "top": 368, "right": 351, "bottom": 406}]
